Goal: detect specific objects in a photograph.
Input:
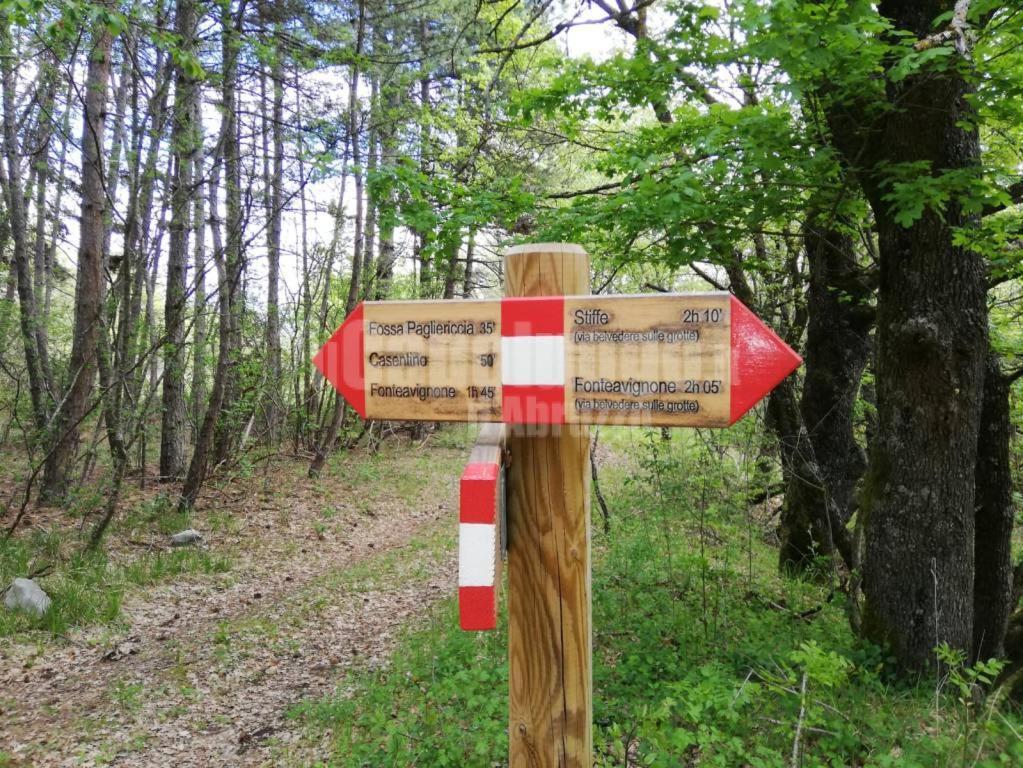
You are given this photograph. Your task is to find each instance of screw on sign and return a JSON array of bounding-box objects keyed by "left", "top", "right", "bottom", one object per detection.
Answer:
[{"left": 313, "top": 243, "right": 801, "bottom": 768}]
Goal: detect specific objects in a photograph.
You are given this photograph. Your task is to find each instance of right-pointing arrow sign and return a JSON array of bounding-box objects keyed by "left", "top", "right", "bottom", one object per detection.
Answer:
[
  {"left": 313, "top": 293, "right": 801, "bottom": 427},
  {"left": 728, "top": 295, "right": 803, "bottom": 424}
]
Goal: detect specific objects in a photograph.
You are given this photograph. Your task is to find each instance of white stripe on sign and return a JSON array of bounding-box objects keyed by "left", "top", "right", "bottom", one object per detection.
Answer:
[
  {"left": 458, "top": 523, "right": 497, "bottom": 586},
  {"left": 500, "top": 336, "right": 565, "bottom": 386}
]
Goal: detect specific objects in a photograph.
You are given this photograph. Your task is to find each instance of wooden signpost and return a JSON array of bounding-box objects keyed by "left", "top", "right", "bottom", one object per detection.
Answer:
[{"left": 314, "top": 243, "right": 801, "bottom": 767}]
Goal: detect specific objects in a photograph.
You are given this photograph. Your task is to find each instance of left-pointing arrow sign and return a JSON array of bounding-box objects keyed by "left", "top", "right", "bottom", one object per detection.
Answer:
[
  {"left": 312, "top": 303, "right": 367, "bottom": 419},
  {"left": 312, "top": 293, "right": 801, "bottom": 427}
]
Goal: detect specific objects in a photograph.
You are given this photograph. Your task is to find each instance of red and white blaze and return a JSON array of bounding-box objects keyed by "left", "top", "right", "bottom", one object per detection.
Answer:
[
  {"left": 458, "top": 458, "right": 502, "bottom": 630},
  {"left": 501, "top": 297, "right": 566, "bottom": 424}
]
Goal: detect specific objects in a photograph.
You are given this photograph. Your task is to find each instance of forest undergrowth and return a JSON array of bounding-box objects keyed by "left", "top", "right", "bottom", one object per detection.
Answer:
[
  {"left": 290, "top": 426, "right": 1023, "bottom": 768},
  {"left": 2, "top": 426, "right": 1022, "bottom": 767}
]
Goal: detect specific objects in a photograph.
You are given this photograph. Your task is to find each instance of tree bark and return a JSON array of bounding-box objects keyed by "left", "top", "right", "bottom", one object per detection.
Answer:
[
  {"left": 161, "top": 0, "right": 199, "bottom": 480},
  {"left": 462, "top": 230, "right": 476, "bottom": 298},
  {"left": 30, "top": 55, "right": 58, "bottom": 387},
  {"left": 850, "top": 0, "right": 988, "bottom": 671},
  {"left": 360, "top": 74, "right": 378, "bottom": 301},
  {"left": 263, "top": 34, "right": 284, "bottom": 442},
  {"left": 41, "top": 8, "right": 116, "bottom": 501},
  {"left": 180, "top": 0, "right": 242, "bottom": 509},
  {"left": 309, "top": 0, "right": 365, "bottom": 479},
  {"left": 295, "top": 67, "right": 313, "bottom": 448},
  {"left": 191, "top": 98, "right": 208, "bottom": 434},
  {"left": 0, "top": 19, "right": 49, "bottom": 434},
  {"left": 343, "top": 55, "right": 365, "bottom": 315},
  {"left": 972, "top": 355, "right": 1015, "bottom": 661},
  {"left": 779, "top": 220, "right": 873, "bottom": 572},
  {"left": 211, "top": 0, "right": 244, "bottom": 468}
]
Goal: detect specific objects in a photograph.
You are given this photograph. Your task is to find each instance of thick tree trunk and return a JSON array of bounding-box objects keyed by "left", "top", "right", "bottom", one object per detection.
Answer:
[
  {"left": 161, "top": 0, "right": 199, "bottom": 480},
  {"left": 857, "top": 30, "right": 987, "bottom": 669},
  {"left": 972, "top": 356, "right": 1016, "bottom": 661},
  {"left": 41, "top": 9, "right": 116, "bottom": 501},
  {"left": 817, "top": 0, "right": 990, "bottom": 673},
  {"left": 779, "top": 221, "right": 873, "bottom": 572}
]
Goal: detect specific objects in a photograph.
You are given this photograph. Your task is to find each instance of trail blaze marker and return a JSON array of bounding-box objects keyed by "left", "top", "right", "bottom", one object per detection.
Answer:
[
  {"left": 313, "top": 243, "right": 801, "bottom": 767},
  {"left": 458, "top": 424, "right": 507, "bottom": 631}
]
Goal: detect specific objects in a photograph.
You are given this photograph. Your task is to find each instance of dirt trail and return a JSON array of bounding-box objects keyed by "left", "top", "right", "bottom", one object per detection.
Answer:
[{"left": 0, "top": 449, "right": 463, "bottom": 767}]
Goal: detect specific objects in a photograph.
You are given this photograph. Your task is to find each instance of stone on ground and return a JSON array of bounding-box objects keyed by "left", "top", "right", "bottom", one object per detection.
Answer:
[
  {"left": 4, "top": 577, "right": 52, "bottom": 616},
  {"left": 170, "top": 529, "right": 204, "bottom": 546}
]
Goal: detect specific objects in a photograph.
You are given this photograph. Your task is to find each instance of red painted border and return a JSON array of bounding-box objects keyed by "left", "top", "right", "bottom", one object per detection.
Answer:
[
  {"left": 502, "top": 385, "right": 565, "bottom": 424},
  {"left": 729, "top": 295, "right": 802, "bottom": 425},
  {"left": 460, "top": 462, "right": 500, "bottom": 524},
  {"left": 459, "top": 585, "right": 497, "bottom": 631},
  {"left": 501, "top": 296, "right": 564, "bottom": 336},
  {"left": 312, "top": 302, "right": 367, "bottom": 418}
]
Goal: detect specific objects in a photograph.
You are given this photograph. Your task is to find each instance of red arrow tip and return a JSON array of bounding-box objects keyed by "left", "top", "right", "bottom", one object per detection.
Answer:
[
  {"left": 730, "top": 295, "right": 801, "bottom": 425},
  {"left": 312, "top": 303, "right": 367, "bottom": 419}
]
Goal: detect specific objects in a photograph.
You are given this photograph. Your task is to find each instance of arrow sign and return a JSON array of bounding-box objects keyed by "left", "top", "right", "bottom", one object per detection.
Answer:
[{"left": 313, "top": 293, "right": 800, "bottom": 427}]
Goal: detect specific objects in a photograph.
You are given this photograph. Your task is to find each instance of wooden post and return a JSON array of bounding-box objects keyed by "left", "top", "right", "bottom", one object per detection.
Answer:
[{"left": 505, "top": 243, "right": 592, "bottom": 767}]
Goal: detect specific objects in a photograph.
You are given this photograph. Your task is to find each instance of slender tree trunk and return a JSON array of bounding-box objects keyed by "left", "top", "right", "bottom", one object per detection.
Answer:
[
  {"left": 181, "top": 0, "right": 241, "bottom": 508},
  {"left": 211, "top": 0, "right": 244, "bottom": 467},
  {"left": 1, "top": 200, "right": 12, "bottom": 306},
  {"left": 263, "top": 35, "right": 284, "bottom": 443},
  {"left": 102, "top": 48, "right": 131, "bottom": 264},
  {"left": 46, "top": 74, "right": 76, "bottom": 320},
  {"left": 296, "top": 69, "right": 313, "bottom": 448},
  {"left": 180, "top": 127, "right": 229, "bottom": 512},
  {"left": 462, "top": 230, "right": 476, "bottom": 298},
  {"left": 309, "top": 0, "right": 365, "bottom": 478},
  {"left": 310, "top": 130, "right": 350, "bottom": 431},
  {"left": 972, "top": 355, "right": 1016, "bottom": 661},
  {"left": 360, "top": 75, "right": 378, "bottom": 300},
  {"left": 120, "top": 34, "right": 173, "bottom": 468},
  {"left": 161, "top": 0, "right": 199, "bottom": 480},
  {"left": 191, "top": 106, "right": 207, "bottom": 435},
  {"left": 343, "top": 57, "right": 365, "bottom": 314},
  {"left": 1, "top": 19, "right": 48, "bottom": 434},
  {"left": 40, "top": 8, "right": 116, "bottom": 501},
  {"left": 30, "top": 56, "right": 57, "bottom": 386},
  {"left": 779, "top": 220, "right": 873, "bottom": 572},
  {"left": 441, "top": 236, "right": 462, "bottom": 300},
  {"left": 374, "top": 86, "right": 397, "bottom": 301}
]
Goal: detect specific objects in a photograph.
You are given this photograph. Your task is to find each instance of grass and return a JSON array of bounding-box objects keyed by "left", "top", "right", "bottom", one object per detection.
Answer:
[
  {"left": 0, "top": 526, "right": 232, "bottom": 637},
  {"left": 289, "top": 426, "right": 1023, "bottom": 767},
  {"left": 0, "top": 431, "right": 468, "bottom": 640}
]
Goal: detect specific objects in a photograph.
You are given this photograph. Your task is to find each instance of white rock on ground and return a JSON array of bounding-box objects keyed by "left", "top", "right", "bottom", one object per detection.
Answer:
[
  {"left": 169, "top": 529, "right": 204, "bottom": 546},
  {"left": 4, "top": 577, "right": 51, "bottom": 616}
]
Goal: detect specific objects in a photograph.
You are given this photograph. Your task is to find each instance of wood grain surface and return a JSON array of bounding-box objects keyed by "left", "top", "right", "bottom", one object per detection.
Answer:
[{"left": 506, "top": 244, "right": 593, "bottom": 767}]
